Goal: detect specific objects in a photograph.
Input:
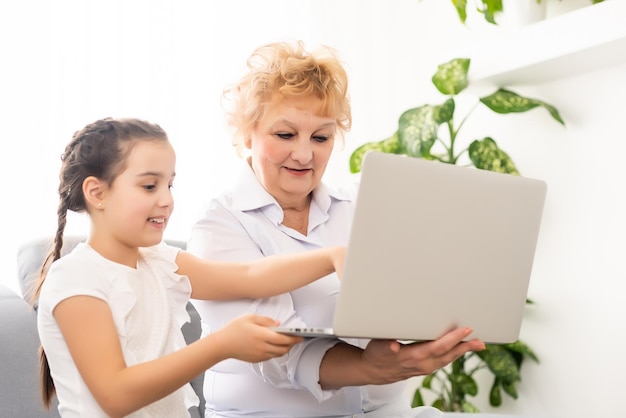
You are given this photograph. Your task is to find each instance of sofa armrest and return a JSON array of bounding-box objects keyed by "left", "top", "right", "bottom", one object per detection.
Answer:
[{"left": 0, "top": 284, "right": 61, "bottom": 417}]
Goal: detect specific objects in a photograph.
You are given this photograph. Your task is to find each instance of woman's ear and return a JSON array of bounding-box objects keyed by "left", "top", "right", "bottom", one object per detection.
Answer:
[{"left": 82, "top": 176, "right": 106, "bottom": 210}]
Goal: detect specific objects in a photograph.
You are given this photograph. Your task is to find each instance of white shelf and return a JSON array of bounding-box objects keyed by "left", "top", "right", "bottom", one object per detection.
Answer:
[{"left": 465, "top": 0, "right": 626, "bottom": 86}]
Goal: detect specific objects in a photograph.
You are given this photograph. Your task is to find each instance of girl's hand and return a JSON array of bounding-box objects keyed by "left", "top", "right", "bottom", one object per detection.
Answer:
[{"left": 215, "top": 314, "right": 303, "bottom": 362}]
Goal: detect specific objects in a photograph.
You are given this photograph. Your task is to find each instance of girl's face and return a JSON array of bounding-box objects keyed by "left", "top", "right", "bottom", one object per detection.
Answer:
[
  {"left": 97, "top": 139, "right": 176, "bottom": 253},
  {"left": 247, "top": 95, "right": 336, "bottom": 208}
]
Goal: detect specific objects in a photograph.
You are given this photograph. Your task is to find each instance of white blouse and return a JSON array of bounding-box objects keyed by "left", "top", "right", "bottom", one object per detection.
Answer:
[
  {"left": 37, "top": 242, "right": 198, "bottom": 417},
  {"left": 189, "top": 163, "right": 438, "bottom": 418}
]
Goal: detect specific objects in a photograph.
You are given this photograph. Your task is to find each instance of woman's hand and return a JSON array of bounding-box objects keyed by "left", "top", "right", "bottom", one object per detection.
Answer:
[
  {"left": 319, "top": 327, "right": 485, "bottom": 389},
  {"left": 360, "top": 327, "right": 485, "bottom": 384}
]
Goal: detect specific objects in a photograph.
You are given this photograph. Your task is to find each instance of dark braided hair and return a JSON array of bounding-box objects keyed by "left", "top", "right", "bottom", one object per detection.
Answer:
[{"left": 31, "top": 117, "right": 168, "bottom": 408}]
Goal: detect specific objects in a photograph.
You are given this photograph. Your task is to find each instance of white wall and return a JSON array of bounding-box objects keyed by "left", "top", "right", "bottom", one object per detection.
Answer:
[
  {"left": 477, "top": 62, "right": 626, "bottom": 418},
  {"left": 2, "top": 0, "right": 323, "bottom": 291},
  {"left": 2, "top": 1, "right": 624, "bottom": 417}
]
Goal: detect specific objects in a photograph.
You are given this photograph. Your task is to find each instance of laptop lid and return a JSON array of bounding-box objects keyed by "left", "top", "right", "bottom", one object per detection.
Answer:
[{"left": 330, "top": 151, "right": 547, "bottom": 344}]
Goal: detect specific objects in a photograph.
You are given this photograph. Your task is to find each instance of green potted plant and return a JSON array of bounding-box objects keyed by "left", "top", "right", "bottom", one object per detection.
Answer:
[{"left": 349, "top": 57, "right": 564, "bottom": 412}]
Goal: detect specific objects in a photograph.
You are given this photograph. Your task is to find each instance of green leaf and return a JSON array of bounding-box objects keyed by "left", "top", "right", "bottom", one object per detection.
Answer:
[
  {"left": 503, "top": 340, "right": 540, "bottom": 363},
  {"left": 435, "top": 98, "right": 455, "bottom": 124},
  {"left": 349, "top": 132, "right": 402, "bottom": 173},
  {"left": 461, "top": 400, "right": 480, "bottom": 413},
  {"left": 507, "top": 347, "right": 524, "bottom": 369},
  {"left": 398, "top": 105, "right": 439, "bottom": 158},
  {"left": 489, "top": 378, "right": 503, "bottom": 406},
  {"left": 432, "top": 58, "right": 470, "bottom": 96},
  {"left": 451, "top": 0, "right": 468, "bottom": 23},
  {"left": 477, "top": 344, "right": 521, "bottom": 382},
  {"left": 412, "top": 388, "right": 425, "bottom": 407},
  {"left": 480, "top": 88, "right": 565, "bottom": 125},
  {"left": 422, "top": 373, "right": 435, "bottom": 389},
  {"left": 502, "top": 379, "right": 519, "bottom": 399},
  {"left": 452, "top": 373, "right": 478, "bottom": 397},
  {"left": 468, "top": 137, "right": 520, "bottom": 175},
  {"left": 432, "top": 398, "right": 445, "bottom": 411},
  {"left": 479, "top": 0, "right": 503, "bottom": 24}
]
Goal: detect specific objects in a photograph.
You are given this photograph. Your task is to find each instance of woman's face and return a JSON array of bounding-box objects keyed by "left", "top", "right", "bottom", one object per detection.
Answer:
[{"left": 247, "top": 94, "right": 336, "bottom": 207}]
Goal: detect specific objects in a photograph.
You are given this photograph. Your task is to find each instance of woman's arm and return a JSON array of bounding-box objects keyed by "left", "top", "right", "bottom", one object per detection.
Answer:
[
  {"left": 318, "top": 328, "right": 485, "bottom": 389},
  {"left": 175, "top": 246, "right": 345, "bottom": 300},
  {"left": 54, "top": 295, "right": 302, "bottom": 417}
]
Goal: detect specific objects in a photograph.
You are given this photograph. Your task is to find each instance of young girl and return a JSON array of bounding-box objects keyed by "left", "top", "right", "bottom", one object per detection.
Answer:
[{"left": 32, "top": 117, "right": 345, "bottom": 418}]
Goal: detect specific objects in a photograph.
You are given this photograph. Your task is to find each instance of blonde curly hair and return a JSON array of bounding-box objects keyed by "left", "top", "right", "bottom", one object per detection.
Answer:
[{"left": 223, "top": 41, "right": 352, "bottom": 155}]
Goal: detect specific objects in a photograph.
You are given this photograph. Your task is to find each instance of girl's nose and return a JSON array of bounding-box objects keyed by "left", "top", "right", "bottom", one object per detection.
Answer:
[{"left": 158, "top": 188, "right": 174, "bottom": 208}]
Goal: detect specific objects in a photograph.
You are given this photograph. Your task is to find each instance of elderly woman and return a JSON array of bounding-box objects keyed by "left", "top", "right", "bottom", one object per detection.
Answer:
[{"left": 188, "top": 41, "right": 485, "bottom": 418}]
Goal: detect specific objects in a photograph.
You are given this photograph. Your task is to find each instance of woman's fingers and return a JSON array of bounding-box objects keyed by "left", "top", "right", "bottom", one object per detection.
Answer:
[{"left": 362, "top": 327, "right": 486, "bottom": 383}]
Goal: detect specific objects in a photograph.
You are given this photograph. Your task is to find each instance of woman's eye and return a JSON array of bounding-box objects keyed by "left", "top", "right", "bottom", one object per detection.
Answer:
[
  {"left": 276, "top": 132, "right": 294, "bottom": 140},
  {"left": 143, "top": 184, "right": 156, "bottom": 191},
  {"left": 313, "top": 135, "right": 329, "bottom": 143}
]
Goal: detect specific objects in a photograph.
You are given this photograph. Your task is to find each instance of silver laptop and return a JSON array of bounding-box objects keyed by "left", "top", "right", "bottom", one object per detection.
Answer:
[{"left": 274, "top": 151, "right": 547, "bottom": 344}]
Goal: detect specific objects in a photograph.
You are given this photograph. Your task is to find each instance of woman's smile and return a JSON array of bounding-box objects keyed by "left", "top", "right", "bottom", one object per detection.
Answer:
[{"left": 283, "top": 166, "right": 312, "bottom": 176}]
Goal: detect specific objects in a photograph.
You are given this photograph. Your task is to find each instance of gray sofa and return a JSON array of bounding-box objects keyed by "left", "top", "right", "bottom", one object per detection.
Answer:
[{"left": 2, "top": 236, "right": 204, "bottom": 418}]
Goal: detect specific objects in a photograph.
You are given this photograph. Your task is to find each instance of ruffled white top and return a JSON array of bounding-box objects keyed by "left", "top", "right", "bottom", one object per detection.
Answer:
[{"left": 37, "top": 242, "right": 198, "bottom": 417}]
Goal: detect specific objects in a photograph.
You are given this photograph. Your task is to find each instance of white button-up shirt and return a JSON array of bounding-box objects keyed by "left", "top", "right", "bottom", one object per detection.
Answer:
[{"left": 188, "top": 162, "right": 439, "bottom": 418}]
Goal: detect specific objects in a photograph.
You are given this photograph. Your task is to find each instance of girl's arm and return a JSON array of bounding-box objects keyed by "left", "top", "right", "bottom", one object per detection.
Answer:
[
  {"left": 175, "top": 246, "right": 345, "bottom": 300},
  {"left": 54, "top": 296, "right": 302, "bottom": 417}
]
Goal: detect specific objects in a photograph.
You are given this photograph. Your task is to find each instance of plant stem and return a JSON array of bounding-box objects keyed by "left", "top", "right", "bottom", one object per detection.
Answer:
[
  {"left": 437, "top": 369, "right": 454, "bottom": 410},
  {"left": 450, "top": 356, "right": 466, "bottom": 411},
  {"left": 446, "top": 121, "right": 456, "bottom": 164},
  {"left": 450, "top": 101, "right": 480, "bottom": 163}
]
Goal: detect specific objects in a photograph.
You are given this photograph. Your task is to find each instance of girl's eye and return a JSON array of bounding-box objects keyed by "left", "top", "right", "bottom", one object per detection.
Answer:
[
  {"left": 143, "top": 184, "right": 156, "bottom": 191},
  {"left": 276, "top": 132, "right": 294, "bottom": 140}
]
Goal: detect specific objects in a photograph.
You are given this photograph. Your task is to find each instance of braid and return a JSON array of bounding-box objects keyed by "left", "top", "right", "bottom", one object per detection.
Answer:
[
  {"left": 38, "top": 348, "right": 55, "bottom": 408},
  {"left": 30, "top": 173, "right": 71, "bottom": 305},
  {"left": 33, "top": 189, "right": 71, "bottom": 409}
]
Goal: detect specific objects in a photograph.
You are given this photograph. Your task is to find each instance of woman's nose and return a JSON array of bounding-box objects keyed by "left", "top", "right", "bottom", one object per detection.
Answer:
[{"left": 291, "top": 138, "right": 313, "bottom": 163}]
